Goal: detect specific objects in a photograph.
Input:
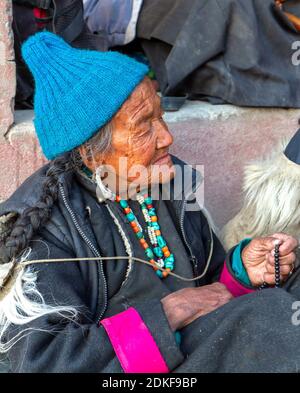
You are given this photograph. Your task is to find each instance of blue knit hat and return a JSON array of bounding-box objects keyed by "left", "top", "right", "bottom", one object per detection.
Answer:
[{"left": 21, "top": 32, "right": 149, "bottom": 159}]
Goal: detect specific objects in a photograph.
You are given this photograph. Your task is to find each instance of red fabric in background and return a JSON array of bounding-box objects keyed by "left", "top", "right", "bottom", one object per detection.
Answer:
[{"left": 33, "top": 8, "right": 48, "bottom": 28}]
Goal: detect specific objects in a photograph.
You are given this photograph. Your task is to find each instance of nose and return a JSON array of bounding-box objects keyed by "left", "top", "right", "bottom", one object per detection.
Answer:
[{"left": 155, "top": 119, "right": 174, "bottom": 150}]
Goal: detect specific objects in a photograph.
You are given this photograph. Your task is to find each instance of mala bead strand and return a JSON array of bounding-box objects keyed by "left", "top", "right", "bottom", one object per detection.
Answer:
[
  {"left": 259, "top": 242, "right": 281, "bottom": 290},
  {"left": 116, "top": 193, "right": 175, "bottom": 278},
  {"left": 274, "top": 243, "right": 281, "bottom": 288}
]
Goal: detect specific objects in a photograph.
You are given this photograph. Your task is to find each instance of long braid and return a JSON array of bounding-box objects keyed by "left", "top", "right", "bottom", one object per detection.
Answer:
[
  {"left": 0, "top": 154, "right": 73, "bottom": 264},
  {"left": 0, "top": 121, "right": 112, "bottom": 266},
  {"left": 0, "top": 129, "right": 113, "bottom": 355}
]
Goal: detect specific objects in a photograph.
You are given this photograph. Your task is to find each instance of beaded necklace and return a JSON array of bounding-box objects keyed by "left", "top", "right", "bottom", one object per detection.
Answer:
[
  {"left": 80, "top": 164, "right": 174, "bottom": 278},
  {"left": 115, "top": 194, "right": 175, "bottom": 278},
  {"left": 259, "top": 242, "right": 281, "bottom": 289}
]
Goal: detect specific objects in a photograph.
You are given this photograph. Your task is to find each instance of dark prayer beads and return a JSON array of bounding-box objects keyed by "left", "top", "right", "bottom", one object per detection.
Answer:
[
  {"left": 259, "top": 243, "right": 280, "bottom": 290},
  {"left": 274, "top": 243, "right": 280, "bottom": 288}
]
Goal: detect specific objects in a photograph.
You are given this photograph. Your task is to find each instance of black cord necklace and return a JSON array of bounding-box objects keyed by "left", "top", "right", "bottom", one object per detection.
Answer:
[{"left": 259, "top": 243, "right": 280, "bottom": 290}]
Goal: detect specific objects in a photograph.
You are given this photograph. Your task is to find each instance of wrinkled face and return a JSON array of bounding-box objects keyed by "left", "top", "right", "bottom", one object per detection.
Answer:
[{"left": 80, "top": 77, "right": 175, "bottom": 195}]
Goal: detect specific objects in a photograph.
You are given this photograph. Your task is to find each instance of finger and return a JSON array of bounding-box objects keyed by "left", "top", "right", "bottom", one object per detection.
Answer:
[
  {"left": 260, "top": 236, "right": 282, "bottom": 252},
  {"left": 263, "top": 272, "right": 286, "bottom": 285},
  {"left": 281, "top": 273, "right": 291, "bottom": 283},
  {"left": 271, "top": 233, "right": 296, "bottom": 243},
  {"left": 266, "top": 263, "right": 293, "bottom": 276},
  {"left": 270, "top": 233, "right": 299, "bottom": 255},
  {"left": 267, "top": 252, "right": 296, "bottom": 266}
]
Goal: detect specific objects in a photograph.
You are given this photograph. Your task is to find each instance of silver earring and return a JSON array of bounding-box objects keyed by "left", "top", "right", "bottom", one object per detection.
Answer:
[{"left": 95, "top": 166, "right": 115, "bottom": 203}]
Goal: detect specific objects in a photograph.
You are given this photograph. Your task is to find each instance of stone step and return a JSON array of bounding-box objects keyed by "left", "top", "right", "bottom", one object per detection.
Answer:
[{"left": 2, "top": 102, "right": 300, "bottom": 229}]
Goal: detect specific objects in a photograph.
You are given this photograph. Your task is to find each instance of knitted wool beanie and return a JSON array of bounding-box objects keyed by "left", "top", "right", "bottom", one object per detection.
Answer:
[{"left": 21, "top": 32, "right": 149, "bottom": 159}]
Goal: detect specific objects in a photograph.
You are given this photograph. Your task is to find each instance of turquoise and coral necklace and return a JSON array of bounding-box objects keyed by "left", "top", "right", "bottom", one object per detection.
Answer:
[
  {"left": 115, "top": 194, "right": 175, "bottom": 278},
  {"left": 82, "top": 164, "right": 174, "bottom": 278}
]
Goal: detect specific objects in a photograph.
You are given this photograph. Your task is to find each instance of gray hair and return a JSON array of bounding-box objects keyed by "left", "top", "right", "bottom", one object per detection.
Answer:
[{"left": 72, "top": 122, "right": 113, "bottom": 167}]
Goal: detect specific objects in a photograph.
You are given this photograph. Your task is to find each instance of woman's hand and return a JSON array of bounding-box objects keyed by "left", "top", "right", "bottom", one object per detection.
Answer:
[
  {"left": 161, "top": 283, "right": 233, "bottom": 332},
  {"left": 242, "top": 233, "right": 298, "bottom": 287}
]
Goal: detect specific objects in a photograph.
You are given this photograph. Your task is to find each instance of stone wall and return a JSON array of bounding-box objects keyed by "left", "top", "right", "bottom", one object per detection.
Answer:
[{"left": 0, "top": 0, "right": 15, "bottom": 138}]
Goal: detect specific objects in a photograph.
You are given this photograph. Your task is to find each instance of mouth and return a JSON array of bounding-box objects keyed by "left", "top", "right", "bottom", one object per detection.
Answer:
[{"left": 152, "top": 152, "right": 171, "bottom": 165}]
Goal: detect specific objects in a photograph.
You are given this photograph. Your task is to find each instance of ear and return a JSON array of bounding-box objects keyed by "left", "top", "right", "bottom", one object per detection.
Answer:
[
  {"left": 78, "top": 144, "right": 108, "bottom": 173},
  {"left": 77, "top": 145, "right": 96, "bottom": 172}
]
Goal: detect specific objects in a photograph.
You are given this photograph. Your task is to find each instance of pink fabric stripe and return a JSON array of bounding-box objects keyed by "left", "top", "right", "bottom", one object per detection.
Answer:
[
  {"left": 220, "top": 262, "right": 255, "bottom": 297},
  {"left": 100, "top": 307, "right": 169, "bottom": 373}
]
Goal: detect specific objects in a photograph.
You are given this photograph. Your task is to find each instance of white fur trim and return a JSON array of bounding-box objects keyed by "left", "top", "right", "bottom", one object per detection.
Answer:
[{"left": 222, "top": 138, "right": 300, "bottom": 250}]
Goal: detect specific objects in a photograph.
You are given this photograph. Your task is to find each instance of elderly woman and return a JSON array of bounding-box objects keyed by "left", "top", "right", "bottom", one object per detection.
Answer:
[{"left": 0, "top": 32, "right": 300, "bottom": 373}]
